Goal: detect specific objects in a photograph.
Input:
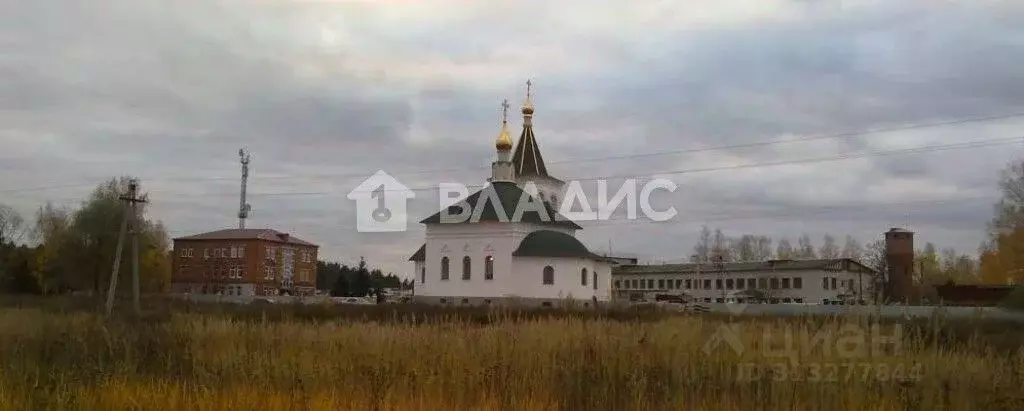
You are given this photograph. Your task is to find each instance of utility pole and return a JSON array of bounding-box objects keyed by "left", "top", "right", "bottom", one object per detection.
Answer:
[
  {"left": 238, "top": 148, "right": 252, "bottom": 229},
  {"left": 105, "top": 179, "right": 148, "bottom": 316}
]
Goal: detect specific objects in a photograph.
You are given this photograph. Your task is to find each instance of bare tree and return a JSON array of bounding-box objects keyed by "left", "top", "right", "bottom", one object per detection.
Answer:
[
  {"left": 0, "top": 204, "right": 25, "bottom": 245},
  {"left": 797, "top": 234, "right": 816, "bottom": 259},
  {"left": 691, "top": 225, "right": 711, "bottom": 263},
  {"left": 776, "top": 238, "right": 795, "bottom": 259},
  {"left": 730, "top": 235, "right": 757, "bottom": 261},
  {"left": 819, "top": 234, "right": 840, "bottom": 259},
  {"left": 862, "top": 239, "right": 888, "bottom": 302},
  {"left": 841, "top": 235, "right": 864, "bottom": 259},
  {"left": 754, "top": 236, "right": 773, "bottom": 261},
  {"left": 711, "top": 228, "right": 731, "bottom": 262}
]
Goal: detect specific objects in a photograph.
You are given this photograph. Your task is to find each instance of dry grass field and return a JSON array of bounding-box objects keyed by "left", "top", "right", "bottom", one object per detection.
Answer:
[{"left": 0, "top": 297, "right": 1021, "bottom": 410}]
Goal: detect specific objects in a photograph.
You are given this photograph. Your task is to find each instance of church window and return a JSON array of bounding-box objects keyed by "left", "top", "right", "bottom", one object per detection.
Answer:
[
  {"left": 542, "top": 266, "right": 554, "bottom": 285},
  {"left": 593, "top": 273, "right": 598, "bottom": 290},
  {"left": 462, "top": 256, "right": 471, "bottom": 280},
  {"left": 440, "top": 257, "right": 450, "bottom": 280},
  {"left": 581, "top": 268, "right": 588, "bottom": 286},
  {"left": 420, "top": 266, "right": 425, "bottom": 284},
  {"left": 485, "top": 256, "right": 494, "bottom": 280}
]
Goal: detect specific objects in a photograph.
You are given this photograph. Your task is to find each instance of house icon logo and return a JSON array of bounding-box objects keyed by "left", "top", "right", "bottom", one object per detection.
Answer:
[{"left": 347, "top": 170, "right": 415, "bottom": 232}]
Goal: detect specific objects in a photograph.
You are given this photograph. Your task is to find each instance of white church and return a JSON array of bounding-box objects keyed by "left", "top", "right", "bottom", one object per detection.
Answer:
[{"left": 409, "top": 82, "right": 620, "bottom": 306}]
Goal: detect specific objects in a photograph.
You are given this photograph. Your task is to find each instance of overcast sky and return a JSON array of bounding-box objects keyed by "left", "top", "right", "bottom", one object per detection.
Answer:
[{"left": 3, "top": 0, "right": 1024, "bottom": 277}]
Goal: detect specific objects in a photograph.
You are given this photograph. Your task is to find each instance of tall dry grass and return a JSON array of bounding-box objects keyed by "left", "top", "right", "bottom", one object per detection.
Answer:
[{"left": 0, "top": 300, "right": 1021, "bottom": 410}]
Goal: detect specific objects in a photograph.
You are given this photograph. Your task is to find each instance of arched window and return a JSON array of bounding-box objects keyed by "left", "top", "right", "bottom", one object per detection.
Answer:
[
  {"left": 581, "top": 268, "right": 588, "bottom": 286},
  {"left": 593, "top": 272, "right": 598, "bottom": 290},
  {"left": 485, "top": 256, "right": 494, "bottom": 280},
  {"left": 542, "top": 266, "right": 554, "bottom": 285},
  {"left": 420, "top": 266, "right": 426, "bottom": 284},
  {"left": 440, "top": 257, "right": 449, "bottom": 280},
  {"left": 462, "top": 256, "right": 471, "bottom": 280}
]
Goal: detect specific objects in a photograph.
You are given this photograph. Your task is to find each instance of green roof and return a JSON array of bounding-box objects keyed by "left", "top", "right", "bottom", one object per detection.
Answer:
[
  {"left": 419, "top": 182, "right": 581, "bottom": 229},
  {"left": 409, "top": 244, "right": 425, "bottom": 262},
  {"left": 513, "top": 230, "right": 602, "bottom": 259}
]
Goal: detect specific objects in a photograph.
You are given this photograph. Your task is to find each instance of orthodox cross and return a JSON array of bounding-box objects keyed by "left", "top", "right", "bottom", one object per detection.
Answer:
[{"left": 501, "top": 98, "right": 510, "bottom": 123}]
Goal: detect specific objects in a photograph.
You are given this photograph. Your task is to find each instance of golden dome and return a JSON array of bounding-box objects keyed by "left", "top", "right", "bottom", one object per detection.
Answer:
[
  {"left": 496, "top": 122, "right": 513, "bottom": 150},
  {"left": 522, "top": 79, "right": 535, "bottom": 115}
]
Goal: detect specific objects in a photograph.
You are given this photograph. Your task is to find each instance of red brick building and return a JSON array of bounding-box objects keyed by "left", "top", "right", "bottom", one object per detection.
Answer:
[{"left": 171, "top": 229, "right": 319, "bottom": 296}]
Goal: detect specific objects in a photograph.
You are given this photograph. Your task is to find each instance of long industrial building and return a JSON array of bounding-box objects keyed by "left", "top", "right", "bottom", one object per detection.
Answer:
[{"left": 612, "top": 258, "right": 877, "bottom": 304}]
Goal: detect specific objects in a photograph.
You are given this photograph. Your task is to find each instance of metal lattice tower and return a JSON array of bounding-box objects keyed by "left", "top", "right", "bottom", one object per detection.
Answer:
[{"left": 238, "top": 148, "right": 252, "bottom": 229}]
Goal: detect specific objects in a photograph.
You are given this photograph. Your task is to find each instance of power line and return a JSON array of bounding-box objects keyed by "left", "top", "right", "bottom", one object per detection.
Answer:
[
  {"left": 152, "top": 135, "right": 1024, "bottom": 197},
  {"left": 3, "top": 109, "right": 1024, "bottom": 194},
  {"left": 8, "top": 136, "right": 1018, "bottom": 201},
  {"left": 195, "top": 194, "right": 994, "bottom": 236}
]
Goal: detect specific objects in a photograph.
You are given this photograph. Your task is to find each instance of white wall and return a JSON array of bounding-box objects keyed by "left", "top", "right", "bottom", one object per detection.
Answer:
[
  {"left": 413, "top": 222, "right": 612, "bottom": 301},
  {"left": 418, "top": 223, "right": 519, "bottom": 298},
  {"left": 510, "top": 257, "right": 613, "bottom": 301},
  {"left": 614, "top": 268, "right": 873, "bottom": 304}
]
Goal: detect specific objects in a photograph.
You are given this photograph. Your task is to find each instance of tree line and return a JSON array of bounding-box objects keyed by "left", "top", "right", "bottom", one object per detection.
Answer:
[
  {"left": 689, "top": 226, "right": 983, "bottom": 288},
  {"left": 0, "top": 176, "right": 413, "bottom": 298},
  {"left": 0, "top": 177, "right": 172, "bottom": 295},
  {"left": 316, "top": 257, "right": 413, "bottom": 297}
]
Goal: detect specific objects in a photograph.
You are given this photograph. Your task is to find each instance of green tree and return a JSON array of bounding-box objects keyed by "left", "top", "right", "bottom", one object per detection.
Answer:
[
  {"left": 979, "top": 158, "right": 1024, "bottom": 285},
  {"left": 29, "top": 177, "right": 170, "bottom": 295},
  {"left": 351, "top": 257, "right": 372, "bottom": 297}
]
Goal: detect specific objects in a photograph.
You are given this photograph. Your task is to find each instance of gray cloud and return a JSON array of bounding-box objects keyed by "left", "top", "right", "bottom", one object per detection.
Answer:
[{"left": 2, "top": 0, "right": 1023, "bottom": 276}]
